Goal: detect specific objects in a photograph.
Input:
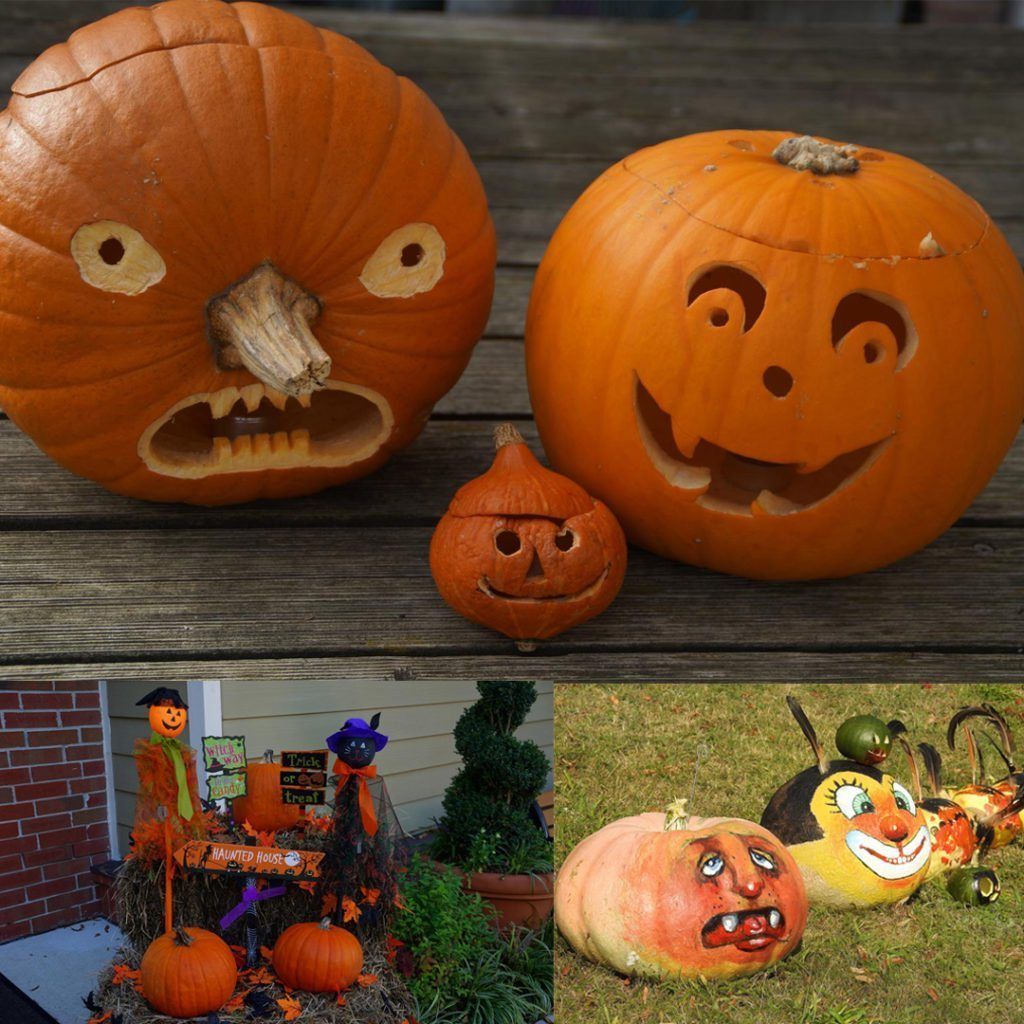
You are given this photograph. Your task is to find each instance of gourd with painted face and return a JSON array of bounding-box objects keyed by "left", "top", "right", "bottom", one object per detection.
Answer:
[
  {"left": 139, "top": 686, "right": 188, "bottom": 739},
  {"left": 761, "top": 699, "right": 931, "bottom": 908},
  {"left": 0, "top": 0, "right": 495, "bottom": 505},
  {"left": 526, "top": 130, "right": 1024, "bottom": 579},
  {"left": 556, "top": 799, "right": 807, "bottom": 981},
  {"left": 430, "top": 423, "right": 627, "bottom": 640}
]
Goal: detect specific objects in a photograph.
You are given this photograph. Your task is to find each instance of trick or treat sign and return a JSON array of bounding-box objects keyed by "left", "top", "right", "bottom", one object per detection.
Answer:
[
  {"left": 175, "top": 840, "right": 324, "bottom": 882},
  {"left": 280, "top": 750, "right": 328, "bottom": 806},
  {"left": 202, "top": 736, "right": 248, "bottom": 802}
]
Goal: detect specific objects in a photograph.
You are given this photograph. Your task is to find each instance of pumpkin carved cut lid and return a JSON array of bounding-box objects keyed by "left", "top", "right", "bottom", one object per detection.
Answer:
[{"left": 624, "top": 130, "right": 988, "bottom": 259}]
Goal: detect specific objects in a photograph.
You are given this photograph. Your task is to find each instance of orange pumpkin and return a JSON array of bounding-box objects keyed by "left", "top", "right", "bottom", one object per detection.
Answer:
[
  {"left": 231, "top": 749, "right": 304, "bottom": 833},
  {"left": 556, "top": 802, "right": 807, "bottom": 981},
  {"left": 526, "top": 130, "right": 1024, "bottom": 579},
  {"left": 429, "top": 423, "right": 627, "bottom": 639},
  {"left": 140, "top": 926, "right": 237, "bottom": 1018},
  {"left": 148, "top": 701, "right": 187, "bottom": 739},
  {"left": 0, "top": 0, "right": 495, "bottom": 505},
  {"left": 272, "top": 918, "right": 363, "bottom": 993}
]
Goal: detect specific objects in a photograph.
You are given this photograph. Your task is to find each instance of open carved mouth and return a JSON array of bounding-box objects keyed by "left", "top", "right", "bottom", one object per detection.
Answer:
[
  {"left": 845, "top": 826, "right": 931, "bottom": 880},
  {"left": 634, "top": 375, "right": 890, "bottom": 516},
  {"left": 701, "top": 907, "right": 785, "bottom": 951},
  {"left": 139, "top": 380, "right": 394, "bottom": 478},
  {"left": 478, "top": 567, "right": 610, "bottom": 603}
]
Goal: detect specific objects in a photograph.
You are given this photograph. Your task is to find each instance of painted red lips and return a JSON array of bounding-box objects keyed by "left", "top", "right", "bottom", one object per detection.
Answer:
[{"left": 701, "top": 907, "right": 786, "bottom": 952}]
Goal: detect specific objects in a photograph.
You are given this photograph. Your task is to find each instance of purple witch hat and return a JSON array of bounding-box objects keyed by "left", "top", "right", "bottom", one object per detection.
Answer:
[{"left": 326, "top": 713, "right": 388, "bottom": 755}]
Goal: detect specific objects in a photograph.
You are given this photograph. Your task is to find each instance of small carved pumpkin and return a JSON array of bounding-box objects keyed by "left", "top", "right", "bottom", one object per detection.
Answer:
[
  {"left": 430, "top": 423, "right": 627, "bottom": 639},
  {"left": 140, "top": 926, "right": 237, "bottom": 1019},
  {"left": 556, "top": 801, "right": 807, "bottom": 981},
  {"left": 272, "top": 918, "right": 363, "bottom": 993},
  {"left": 526, "top": 130, "right": 1024, "bottom": 579},
  {"left": 0, "top": 0, "right": 494, "bottom": 505},
  {"left": 231, "top": 749, "right": 303, "bottom": 833}
]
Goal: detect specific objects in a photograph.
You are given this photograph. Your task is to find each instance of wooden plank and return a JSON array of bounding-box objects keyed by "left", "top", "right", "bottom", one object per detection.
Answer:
[
  {"left": 0, "top": 415, "right": 1020, "bottom": 529},
  {"left": 1, "top": 524, "right": 1022, "bottom": 665}
]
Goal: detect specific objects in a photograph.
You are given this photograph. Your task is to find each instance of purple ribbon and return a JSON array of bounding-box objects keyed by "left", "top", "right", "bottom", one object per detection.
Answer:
[{"left": 219, "top": 882, "right": 288, "bottom": 931}]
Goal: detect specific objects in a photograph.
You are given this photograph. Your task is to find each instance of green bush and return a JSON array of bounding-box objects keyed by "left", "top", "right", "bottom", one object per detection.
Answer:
[
  {"left": 433, "top": 681, "right": 552, "bottom": 874},
  {"left": 392, "top": 856, "right": 553, "bottom": 1024}
]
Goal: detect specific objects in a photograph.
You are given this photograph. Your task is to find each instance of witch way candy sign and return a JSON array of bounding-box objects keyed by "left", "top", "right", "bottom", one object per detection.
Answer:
[{"left": 202, "top": 735, "right": 248, "bottom": 801}]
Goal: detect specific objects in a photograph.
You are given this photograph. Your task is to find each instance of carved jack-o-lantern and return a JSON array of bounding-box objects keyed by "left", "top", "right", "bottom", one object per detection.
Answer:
[
  {"left": 556, "top": 802, "right": 808, "bottom": 981},
  {"left": 430, "top": 424, "right": 627, "bottom": 639},
  {"left": 0, "top": 0, "right": 494, "bottom": 505},
  {"left": 526, "top": 131, "right": 1024, "bottom": 579},
  {"left": 138, "top": 686, "right": 188, "bottom": 739}
]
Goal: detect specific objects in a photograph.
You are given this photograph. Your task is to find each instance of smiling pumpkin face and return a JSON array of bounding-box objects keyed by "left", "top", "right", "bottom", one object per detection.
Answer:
[
  {"left": 526, "top": 130, "right": 1024, "bottom": 579},
  {"left": 761, "top": 762, "right": 931, "bottom": 908},
  {"left": 0, "top": 0, "right": 494, "bottom": 505},
  {"left": 149, "top": 701, "right": 187, "bottom": 739}
]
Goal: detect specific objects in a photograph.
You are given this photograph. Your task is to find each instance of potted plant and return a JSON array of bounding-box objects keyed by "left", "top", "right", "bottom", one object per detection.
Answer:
[{"left": 432, "top": 681, "right": 554, "bottom": 930}]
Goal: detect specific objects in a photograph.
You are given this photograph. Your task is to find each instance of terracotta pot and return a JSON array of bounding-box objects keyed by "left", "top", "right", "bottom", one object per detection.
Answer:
[{"left": 454, "top": 866, "right": 554, "bottom": 930}]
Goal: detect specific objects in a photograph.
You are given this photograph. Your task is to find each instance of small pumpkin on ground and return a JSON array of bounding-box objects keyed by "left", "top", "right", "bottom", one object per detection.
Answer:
[
  {"left": 0, "top": 0, "right": 495, "bottom": 505},
  {"left": 429, "top": 423, "right": 627, "bottom": 640},
  {"left": 231, "top": 749, "right": 304, "bottom": 834},
  {"left": 947, "top": 866, "right": 1001, "bottom": 906},
  {"left": 526, "top": 129, "right": 1024, "bottom": 579},
  {"left": 556, "top": 798, "right": 807, "bottom": 981},
  {"left": 140, "top": 926, "right": 237, "bottom": 1019},
  {"left": 272, "top": 918, "right": 363, "bottom": 993}
]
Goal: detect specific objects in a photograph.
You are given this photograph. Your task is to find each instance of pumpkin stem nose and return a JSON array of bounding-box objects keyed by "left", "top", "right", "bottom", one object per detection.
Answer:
[{"left": 207, "top": 262, "right": 331, "bottom": 396}]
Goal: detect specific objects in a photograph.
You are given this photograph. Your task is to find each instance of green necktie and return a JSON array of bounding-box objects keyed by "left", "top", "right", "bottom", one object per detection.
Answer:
[{"left": 150, "top": 732, "right": 194, "bottom": 821}]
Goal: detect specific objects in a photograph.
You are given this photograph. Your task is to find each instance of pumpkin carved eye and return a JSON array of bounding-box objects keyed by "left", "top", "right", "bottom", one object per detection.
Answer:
[
  {"left": 71, "top": 220, "right": 166, "bottom": 295},
  {"left": 687, "top": 264, "right": 766, "bottom": 332},
  {"left": 831, "top": 291, "right": 917, "bottom": 369},
  {"left": 359, "top": 222, "right": 446, "bottom": 298},
  {"left": 555, "top": 528, "right": 575, "bottom": 552},
  {"left": 495, "top": 530, "right": 521, "bottom": 555}
]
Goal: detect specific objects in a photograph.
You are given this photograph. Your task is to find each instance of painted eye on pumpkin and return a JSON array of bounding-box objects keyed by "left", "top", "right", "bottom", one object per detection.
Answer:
[
  {"left": 495, "top": 530, "right": 521, "bottom": 555},
  {"left": 831, "top": 291, "right": 917, "bottom": 369},
  {"left": 833, "top": 783, "right": 875, "bottom": 818},
  {"left": 700, "top": 853, "right": 725, "bottom": 878},
  {"left": 749, "top": 848, "right": 776, "bottom": 871},
  {"left": 892, "top": 781, "right": 917, "bottom": 815},
  {"left": 687, "top": 264, "right": 766, "bottom": 332},
  {"left": 70, "top": 220, "right": 166, "bottom": 296},
  {"left": 359, "top": 222, "right": 446, "bottom": 298}
]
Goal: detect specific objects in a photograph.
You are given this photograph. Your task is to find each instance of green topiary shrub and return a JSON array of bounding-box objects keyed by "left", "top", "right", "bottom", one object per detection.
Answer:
[{"left": 432, "top": 681, "right": 552, "bottom": 874}]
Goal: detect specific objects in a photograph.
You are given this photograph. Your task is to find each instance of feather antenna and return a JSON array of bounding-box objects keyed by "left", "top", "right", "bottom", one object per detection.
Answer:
[
  {"left": 981, "top": 703, "right": 1016, "bottom": 771},
  {"left": 895, "top": 735, "right": 922, "bottom": 802},
  {"left": 918, "top": 743, "right": 944, "bottom": 797},
  {"left": 786, "top": 696, "right": 827, "bottom": 774}
]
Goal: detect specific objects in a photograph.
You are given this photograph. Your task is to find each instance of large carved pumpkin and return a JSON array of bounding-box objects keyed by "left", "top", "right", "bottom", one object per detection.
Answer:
[
  {"left": 526, "top": 130, "right": 1024, "bottom": 579},
  {"left": 0, "top": 0, "right": 495, "bottom": 505},
  {"left": 556, "top": 803, "right": 807, "bottom": 981}
]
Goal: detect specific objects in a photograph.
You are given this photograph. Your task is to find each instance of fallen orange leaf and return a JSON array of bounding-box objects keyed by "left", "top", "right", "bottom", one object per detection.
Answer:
[
  {"left": 360, "top": 886, "right": 381, "bottom": 906},
  {"left": 356, "top": 973, "right": 378, "bottom": 987},
  {"left": 277, "top": 995, "right": 302, "bottom": 1020}
]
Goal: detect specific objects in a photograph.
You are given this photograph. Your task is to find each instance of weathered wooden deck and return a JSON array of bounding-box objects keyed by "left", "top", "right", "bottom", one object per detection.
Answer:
[{"left": 1, "top": 2, "right": 1022, "bottom": 680}]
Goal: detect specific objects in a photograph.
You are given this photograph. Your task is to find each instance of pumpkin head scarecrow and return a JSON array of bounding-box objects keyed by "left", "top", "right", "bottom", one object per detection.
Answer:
[
  {"left": 556, "top": 799, "right": 808, "bottom": 981},
  {"left": 760, "top": 699, "right": 931, "bottom": 908},
  {"left": 0, "top": 0, "right": 495, "bottom": 505},
  {"left": 526, "top": 130, "right": 1024, "bottom": 579},
  {"left": 430, "top": 423, "right": 628, "bottom": 639}
]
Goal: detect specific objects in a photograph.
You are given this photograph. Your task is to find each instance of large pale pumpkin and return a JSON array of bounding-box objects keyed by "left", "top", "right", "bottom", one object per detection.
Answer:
[
  {"left": 526, "top": 130, "right": 1024, "bottom": 579},
  {"left": 556, "top": 804, "right": 807, "bottom": 981},
  {"left": 0, "top": 0, "right": 495, "bottom": 505}
]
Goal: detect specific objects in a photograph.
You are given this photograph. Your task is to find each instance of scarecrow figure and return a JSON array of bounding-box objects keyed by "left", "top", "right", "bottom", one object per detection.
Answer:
[
  {"left": 131, "top": 687, "right": 206, "bottom": 932},
  {"left": 325, "top": 714, "right": 403, "bottom": 938}
]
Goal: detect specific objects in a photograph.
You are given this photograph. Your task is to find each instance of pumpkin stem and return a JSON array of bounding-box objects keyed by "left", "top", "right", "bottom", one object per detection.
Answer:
[
  {"left": 318, "top": 917, "right": 333, "bottom": 930},
  {"left": 664, "top": 797, "right": 690, "bottom": 831},
  {"left": 263, "top": 749, "right": 275, "bottom": 763},
  {"left": 172, "top": 926, "right": 193, "bottom": 947},
  {"left": 207, "top": 262, "right": 331, "bottom": 396},
  {"left": 494, "top": 422, "right": 525, "bottom": 451},
  {"left": 772, "top": 135, "right": 859, "bottom": 175}
]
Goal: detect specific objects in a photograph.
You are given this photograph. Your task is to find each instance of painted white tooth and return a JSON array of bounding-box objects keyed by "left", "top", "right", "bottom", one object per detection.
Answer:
[
  {"left": 721, "top": 914, "right": 738, "bottom": 933},
  {"left": 752, "top": 490, "right": 801, "bottom": 516},
  {"left": 212, "top": 437, "right": 232, "bottom": 462},
  {"left": 209, "top": 387, "right": 239, "bottom": 419},
  {"left": 241, "top": 384, "right": 264, "bottom": 412},
  {"left": 231, "top": 435, "right": 253, "bottom": 458},
  {"left": 266, "top": 388, "right": 289, "bottom": 412},
  {"left": 769, "top": 910, "right": 781, "bottom": 928},
  {"left": 290, "top": 428, "right": 311, "bottom": 455}
]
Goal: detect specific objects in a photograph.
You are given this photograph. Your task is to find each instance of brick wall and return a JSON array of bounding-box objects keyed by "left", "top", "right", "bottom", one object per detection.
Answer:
[{"left": 0, "top": 681, "right": 110, "bottom": 943}]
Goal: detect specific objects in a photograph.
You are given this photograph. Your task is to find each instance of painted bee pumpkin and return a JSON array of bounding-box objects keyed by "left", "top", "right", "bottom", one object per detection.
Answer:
[
  {"left": 526, "top": 130, "right": 1024, "bottom": 579},
  {"left": 556, "top": 802, "right": 808, "bottom": 981},
  {"left": 0, "top": 0, "right": 494, "bottom": 505}
]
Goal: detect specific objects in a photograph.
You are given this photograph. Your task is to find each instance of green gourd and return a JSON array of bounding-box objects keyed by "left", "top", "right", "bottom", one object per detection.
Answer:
[
  {"left": 946, "top": 867, "right": 1000, "bottom": 906},
  {"left": 835, "top": 715, "right": 893, "bottom": 766}
]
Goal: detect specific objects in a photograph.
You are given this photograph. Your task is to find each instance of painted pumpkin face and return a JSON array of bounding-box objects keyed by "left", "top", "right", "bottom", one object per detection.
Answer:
[
  {"left": 555, "top": 813, "right": 807, "bottom": 981},
  {"left": 920, "top": 798, "right": 976, "bottom": 882},
  {"left": 149, "top": 701, "right": 187, "bottom": 739},
  {"left": 0, "top": 0, "right": 494, "bottom": 505},
  {"left": 526, "top": 130, "right": 1024, "bottom": 579},
  {"left": 761, "top": 762, "right": 931, "bottom": 907},
  {"left": 430, "top": 425, "right": 627, "bottom": 639}
]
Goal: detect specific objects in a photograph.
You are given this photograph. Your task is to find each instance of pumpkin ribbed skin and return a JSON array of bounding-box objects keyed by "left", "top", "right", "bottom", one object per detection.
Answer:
[
  {"left": 272, "top": 919, "right": 363, "bottom": 993},
  {"left": 556, "top": 813, "right": 807, "bottom": 981},
  {"left": 140, "top": 927, "right": 237, "bottom": 1018},
  {"left": 526, "top": 129, "right": 1024, "bottom": 579},
  {"left": 231, "top": 757, "right": 303, "bottom": 833},
  {"left": 0, "top": 0, "right": 495, "bottom": 505}
]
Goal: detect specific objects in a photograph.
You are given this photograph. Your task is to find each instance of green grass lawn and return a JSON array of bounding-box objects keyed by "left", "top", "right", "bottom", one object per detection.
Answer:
[{"left": 555, "top": 682, "right": 1024, "bottom": 1024}]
